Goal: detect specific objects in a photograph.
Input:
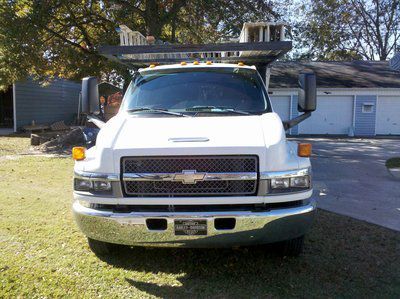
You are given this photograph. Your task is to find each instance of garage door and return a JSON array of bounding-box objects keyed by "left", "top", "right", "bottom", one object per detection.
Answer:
[
  {"left": 376, "top": 96, "right": 400, "bottom": 135},
  {"left": 270, "top": 96, "right": 290, "bottom": 121},
  {"left": 299, "top": 95, "right": 354, "bottom": 134}
]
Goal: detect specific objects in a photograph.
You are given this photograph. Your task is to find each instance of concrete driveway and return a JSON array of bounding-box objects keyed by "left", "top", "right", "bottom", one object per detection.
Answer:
[{"left": 293, "top": 137, "right": 400, "bottom": 232}]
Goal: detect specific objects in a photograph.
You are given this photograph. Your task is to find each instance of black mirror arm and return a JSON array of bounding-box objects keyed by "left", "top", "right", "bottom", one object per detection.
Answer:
[{"left": 282, "top": 112, "right": 311, "bottom": 131}]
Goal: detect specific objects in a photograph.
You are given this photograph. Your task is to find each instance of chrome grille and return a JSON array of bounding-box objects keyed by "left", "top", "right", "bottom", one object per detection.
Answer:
[
  {"left": 125, "top": 180, "right": 257, "bottom": 196},
  {"left": 122, "top": 155, "right": 258, "bottom": 197},
  {"left": 123, "top": 156, "right": 257, "bottom": 173}
]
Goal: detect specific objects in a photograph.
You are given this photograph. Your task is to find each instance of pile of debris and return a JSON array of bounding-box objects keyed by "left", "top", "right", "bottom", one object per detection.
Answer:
[
  {"left": 37, "top": 128, "right": 85, "bottom": 154},
  {"left": 27, "top": 121, "right": 86, "bottom": 154}
]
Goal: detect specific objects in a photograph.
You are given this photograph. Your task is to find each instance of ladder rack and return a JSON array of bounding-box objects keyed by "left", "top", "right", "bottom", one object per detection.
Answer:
[{"left": 100, "top": 22, "right": 292, "bottom": 67}]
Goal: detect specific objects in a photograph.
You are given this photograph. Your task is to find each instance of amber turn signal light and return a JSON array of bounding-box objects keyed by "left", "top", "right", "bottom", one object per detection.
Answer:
[
  {"left": 298, "top": 143, "right": 312, "bottom": 157},
  {"left": 72, "top": 147, "right": 86, "bottom": 161}
]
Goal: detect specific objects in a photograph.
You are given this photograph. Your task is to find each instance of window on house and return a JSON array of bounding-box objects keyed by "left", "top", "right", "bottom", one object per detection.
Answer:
[{"left": 362, "top": 103, "right": 374, "bottom": 113}]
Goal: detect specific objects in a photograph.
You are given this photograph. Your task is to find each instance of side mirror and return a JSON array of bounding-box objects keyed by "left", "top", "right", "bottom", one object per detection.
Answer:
[
  {"left": 81, "top": 77, "right": 100, "bottom": 114},
  {"left": 298, "top": 72, "right": 316, "bottom": 112}
]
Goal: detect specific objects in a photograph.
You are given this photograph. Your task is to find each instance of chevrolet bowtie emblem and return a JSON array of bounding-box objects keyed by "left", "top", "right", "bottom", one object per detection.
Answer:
[{"left": 173, "top": 170, "right": 206, "bottom": 184}]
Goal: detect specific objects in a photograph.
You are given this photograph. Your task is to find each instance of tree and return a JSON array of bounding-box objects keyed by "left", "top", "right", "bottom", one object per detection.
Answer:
[
  {"left": 108, "top": 0, "right": 278, "bottom": 43},
  {"left": 350, "top": 0, "right": 400, "bottom": 60},
  {"left": 0, "top": 0, "right": 120, "bottom": 90},
  {"left": 0, "top": 0, "right": 278, "bottom": 91},
  {"left": 184, "top": 0, "right": 279, "bottom": 40},
  {"left": 297, "top": 0, "right": 400, "bottom": 61}
]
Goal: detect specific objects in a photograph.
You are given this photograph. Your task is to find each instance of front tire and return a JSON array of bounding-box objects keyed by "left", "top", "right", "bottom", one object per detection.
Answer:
[
  {"left": 281, "top": 235, "right": 304, "bottom": 256},
  {"left": 87, "top": 238, "right": 116, "bottom": 256}
]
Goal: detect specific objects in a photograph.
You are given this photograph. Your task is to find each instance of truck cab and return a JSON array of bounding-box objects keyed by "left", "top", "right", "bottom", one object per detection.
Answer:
[{"left": 72, "top": 60, "right": 317, "bottom": 256}]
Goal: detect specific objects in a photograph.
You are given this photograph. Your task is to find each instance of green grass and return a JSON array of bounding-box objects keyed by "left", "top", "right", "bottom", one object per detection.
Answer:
[
  {"left": 0, "top": 138, "right": 400, "bottom": 298},
  {"left": 386, "top": 157, "right": 400, "bottom": 168},
  {"left": 0, "top": 135, "right": 30, "bottom": 156}
]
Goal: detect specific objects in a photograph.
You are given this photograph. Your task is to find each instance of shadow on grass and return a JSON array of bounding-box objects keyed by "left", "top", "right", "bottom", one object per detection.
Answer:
[
  {"left": 101, "top": 244, "right": 283, "bottom": 298},
  {"left": 1, "top": 132, "right": 30, "bottom": 138},
  {"left": 93, "top": 211, "right": 400, "bottom": 298}
]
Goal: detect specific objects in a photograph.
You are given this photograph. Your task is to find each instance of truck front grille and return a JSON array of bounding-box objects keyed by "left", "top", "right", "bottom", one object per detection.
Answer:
[
  {"left": 123, "top": 156, "right": 257, "bottom": 173},
  {"left": 122, "top": 155, "right": 258, "bottom": 197}
]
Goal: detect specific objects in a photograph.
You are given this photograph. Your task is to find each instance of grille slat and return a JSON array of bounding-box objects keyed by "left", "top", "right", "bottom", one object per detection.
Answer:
[{"left": 122, "top": 155, "right": 258, "bottom": 197}]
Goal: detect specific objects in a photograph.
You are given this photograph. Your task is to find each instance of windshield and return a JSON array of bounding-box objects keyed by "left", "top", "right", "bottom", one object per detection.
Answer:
[{"left": 121, "top": 67, "right": 270, "bottom": 116}]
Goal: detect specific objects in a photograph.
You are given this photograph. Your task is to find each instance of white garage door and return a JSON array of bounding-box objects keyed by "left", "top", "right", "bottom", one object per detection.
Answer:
[
  {"left": 270, "top": 96, "right": 290, "bottom": 121},
  {"left": 299, "top": 95, "right": 354, "bottom": 134},
  {"left": 376, "top": 96, "right": 400, "bottom": 135}
]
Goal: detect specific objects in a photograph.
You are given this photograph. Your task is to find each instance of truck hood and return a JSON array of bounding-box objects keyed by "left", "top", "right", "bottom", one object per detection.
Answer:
[
  {"left": 81, "top": 113, "right": 301, "bottom": 173},
  {"left": 115, "top": 115, "right": 266, "bottom": 149}
]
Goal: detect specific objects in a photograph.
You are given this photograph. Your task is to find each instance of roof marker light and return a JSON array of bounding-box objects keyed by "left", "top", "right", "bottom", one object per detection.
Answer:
[
  {"left": 149, "top": 64, "right": 156, "bottom": 68},
  {"left": 180, "top": 61, "right": 187, "bottom": 66},
  {"left": 238, "top": 62, "right": 245, "bottom": 66},
  {"left": 193, "top": 61, "right": 200, "bottom": 65},
  {"left": 206, "top": 61, "right": 212, "bottom": 65}
]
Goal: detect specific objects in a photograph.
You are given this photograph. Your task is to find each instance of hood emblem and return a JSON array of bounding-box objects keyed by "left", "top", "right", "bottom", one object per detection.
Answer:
[{"left": 173, "top": 170, "right": 206, "bottom": 184}]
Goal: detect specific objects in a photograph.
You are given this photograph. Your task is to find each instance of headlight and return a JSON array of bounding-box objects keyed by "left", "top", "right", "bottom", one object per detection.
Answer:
[
  {"left": 270, "top": 175, "right": 310, "bottom": 193},
  {"left": 74, "top": 179, "right": 92, "bottom": 191},
  {"left": 290, "top": 176, "right": 309, "bottom": 188},
  {"left": 92, "top": 180, "right": 112, "bottom": 191},
  {"left": 74, "top": 178, "right": 112, "bottom": 192},
  {"left": 271, "top": 178, "right": 290, "bottom": 189}
]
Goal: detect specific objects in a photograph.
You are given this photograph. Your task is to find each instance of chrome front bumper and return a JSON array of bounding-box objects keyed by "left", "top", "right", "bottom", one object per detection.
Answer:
[{"left": 73, "top": 199, "right": 316, "bottom": 248}]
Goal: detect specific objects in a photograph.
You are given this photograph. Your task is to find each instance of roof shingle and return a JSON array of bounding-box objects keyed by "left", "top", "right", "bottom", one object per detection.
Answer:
[{"left": 269, "top": 61, "right": 400, "bottom": 89}]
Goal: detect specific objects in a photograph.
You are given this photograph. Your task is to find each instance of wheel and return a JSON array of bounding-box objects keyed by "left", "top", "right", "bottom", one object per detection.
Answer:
[
  {"left": 281, "top": 235, "right": 304, "bottom": 257},
  {"left": 87, "top": 238, "right": 116, "bottom": 256}
]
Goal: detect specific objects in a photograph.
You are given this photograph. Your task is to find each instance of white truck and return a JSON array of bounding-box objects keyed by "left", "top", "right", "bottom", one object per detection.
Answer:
[{"left": 72, "top": 27, "right": 317, "bottom": 256}]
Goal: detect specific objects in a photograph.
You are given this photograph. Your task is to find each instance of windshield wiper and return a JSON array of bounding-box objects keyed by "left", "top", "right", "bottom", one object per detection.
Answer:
[
  {"left": 185, "top": 106, "right": 251, "bottom": 115},
  {"left": 127, "top": 107, "right": 190, "bottom": 117}
]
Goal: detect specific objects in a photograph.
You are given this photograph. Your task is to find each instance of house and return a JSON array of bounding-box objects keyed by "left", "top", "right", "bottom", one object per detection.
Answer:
[
  {"left": 0, "top": 79, "right": 81, "bottom": 132},
  {"left": 0, "top": 79, "right": 125, "bottom": 134},
  {"left": 269, "top": 61, "right": 400, "bottom": 136}
]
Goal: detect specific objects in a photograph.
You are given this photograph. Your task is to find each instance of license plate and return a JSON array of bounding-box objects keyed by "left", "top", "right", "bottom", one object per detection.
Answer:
[{"left": 174, "top": 219, "right": 207, "bottom": 236}]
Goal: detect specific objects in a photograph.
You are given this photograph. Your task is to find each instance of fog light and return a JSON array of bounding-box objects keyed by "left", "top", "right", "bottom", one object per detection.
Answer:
[
  {"left": 271, "top": 178, "right": 290, "bottom": 189},
  {"left": 74, "top": 179, "right": 92, "bottom": 191},
  {"left": 92, "top": 180, "right": 112, "bottom": 191}
]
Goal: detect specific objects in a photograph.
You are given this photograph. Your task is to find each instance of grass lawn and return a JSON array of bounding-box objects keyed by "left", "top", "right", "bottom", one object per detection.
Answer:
[
  {"left": 0, "top": 135, "right": 30, "bottom": 156},
  {"left": 1, "top": 137, "right": 399, "bottom": 298}
]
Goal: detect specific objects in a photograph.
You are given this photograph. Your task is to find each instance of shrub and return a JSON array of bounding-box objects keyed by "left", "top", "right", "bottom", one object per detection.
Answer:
[{"left": 385, "top": 157, "right": 400, "bottom": 168}]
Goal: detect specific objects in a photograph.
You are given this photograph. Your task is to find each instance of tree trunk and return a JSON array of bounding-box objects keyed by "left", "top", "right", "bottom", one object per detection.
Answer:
[
  {"left": 171, "top": 18, "right": 176, "bottom": 42},
  {"left": 145, "top": 0, "right": 162, "bottom": 38}
]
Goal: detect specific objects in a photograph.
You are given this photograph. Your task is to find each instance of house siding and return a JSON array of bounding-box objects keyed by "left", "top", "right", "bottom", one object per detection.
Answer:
[
  {"left": 15, "top": 79, "right": 81, "bottom": 129},
  {"left": 354, "top": 95, "right": 377, "bottom": 136}
]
